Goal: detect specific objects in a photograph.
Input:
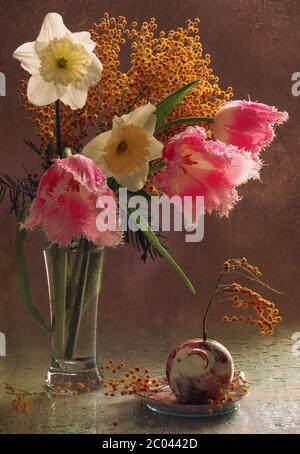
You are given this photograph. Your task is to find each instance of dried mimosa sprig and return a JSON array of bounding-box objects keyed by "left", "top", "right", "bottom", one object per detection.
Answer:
[
  {"left": 3, "top": 359, "right": 159, "bottom": 415},
  {"left": 99, "top": 359, "right": 160, "bottom": 396},
  {"left": 4, "top": 383, "right": 48, "bottom": 415},
  {"left": 203, "top": 258, "right": 282, "bottom": 340},
  {"left": 223, "top": 258, "right": 281, "bottom": 294}
]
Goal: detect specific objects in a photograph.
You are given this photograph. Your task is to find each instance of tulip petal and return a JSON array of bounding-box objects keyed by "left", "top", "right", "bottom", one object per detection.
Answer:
[
  {"left": 58, "top": 154, "right": 107, "bottom": 194},
  {"left": 154, "top": 126, "right": 262, "bottom": 218},
  {"left": 43, "top": 194, "right": 85, "bottom": 246},
  {"left": 213, "top": 100, "right": 288, "bottom": 154},
  {"left": 116, "top": 163, "right": 149, "bottom": 191},
  {"left": 72, "top": 31, "right": 96, "bottom": 52},
  {"left": 83, "top": 192, "right": 122, "bottom": 247},
  {"left": 13, "top": 42, "right": 40, "bottom": 75},
  {"left": 22, "top": 155, "right": 121, "bottom": 248},
  {"left": 27, "top": 75, "right": 60, "bottom": 106},
  {"left": 36, "top": 12, "right": 69, "bottom": 43},
  {"left": 224, "top": 148, "right": 262, "bottom": 185},
  {"left": 93, "top": 230, "right": 123, "bottom": 247}
]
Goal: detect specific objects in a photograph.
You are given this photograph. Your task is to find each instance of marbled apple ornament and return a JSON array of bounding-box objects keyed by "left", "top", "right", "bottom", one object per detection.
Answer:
[{"left": 166, "top": 339, "right": 234, "bottom": 404}]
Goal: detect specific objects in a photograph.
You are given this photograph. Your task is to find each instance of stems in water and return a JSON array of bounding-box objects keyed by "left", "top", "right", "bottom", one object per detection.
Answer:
[
  {"left": 65, "top": 240, "right": 91, "bottom": 360},
  {"left": 51, "top": 247, "right": 68, "bottom": 358}
]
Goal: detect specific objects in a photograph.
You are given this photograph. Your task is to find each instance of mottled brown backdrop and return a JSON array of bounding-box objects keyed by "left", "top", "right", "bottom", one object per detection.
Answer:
[{"left": 0, "top": 0, "right": 299, "bottom": 355}]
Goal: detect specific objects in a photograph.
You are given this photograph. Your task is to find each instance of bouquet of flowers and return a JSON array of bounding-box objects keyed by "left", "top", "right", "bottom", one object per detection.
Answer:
[{"left": 1, "top": 12, "right": 287, "bottom": 390}]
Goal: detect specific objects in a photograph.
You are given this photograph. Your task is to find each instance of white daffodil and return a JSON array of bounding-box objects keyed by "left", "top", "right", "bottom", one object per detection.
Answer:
[
  {"left": 82, "top": 103, "right": 163, "bottom": 192},
  {"left": 13, "top": 12, "right": 103, "bottom": 110}
]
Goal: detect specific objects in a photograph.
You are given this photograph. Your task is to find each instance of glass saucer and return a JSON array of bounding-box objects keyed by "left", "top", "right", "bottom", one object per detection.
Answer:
[{"left": 135, "top": 370, "right": 249, "bottom": 418}]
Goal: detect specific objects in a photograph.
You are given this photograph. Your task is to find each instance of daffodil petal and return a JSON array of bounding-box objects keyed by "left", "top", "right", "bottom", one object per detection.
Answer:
[
  {"left": 122, "top": 103, "right": 157, "bottom": 130},
  {"left": 27, "top": 75, "right": 60, "bottom": 106},
  {"left": 36, "top": 13, "right": 69, "bottom": 43},
  {"left": 149, "top": 136, "right": 163, "bottom": 161},
  {"left": 60, "top": 85, "right": 88, "bottom": 110},
  {"left": 82, "top": 130, "right": 112, "bottom": 163},
  {"left": 116, "top": 163, "right": 149, "bottom": 192},
  {"left": 90, "top": 52, "right": 103, "bottom": 76},
  {"left": 72, "top": 31, "right": 96, "bottom": 53},
  {"left": 144, "top": 114, "right": 157, "bottom": 135},
  {"left": 56, "top": 83, "right": 67, "bottom": 97},
  {"left": 13, "top": 42, "right": 40, "bottom": 75},
  {"left": 112, "top": 116, "right": 126, "bottom": 133}
]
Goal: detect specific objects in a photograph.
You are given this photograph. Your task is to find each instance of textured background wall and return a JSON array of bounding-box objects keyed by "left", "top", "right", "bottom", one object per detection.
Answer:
[{"left": 0, "top": 0, "right": 299, "bottom": 355}]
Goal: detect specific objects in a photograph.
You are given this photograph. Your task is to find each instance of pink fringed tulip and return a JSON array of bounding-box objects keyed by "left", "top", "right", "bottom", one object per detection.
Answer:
[
  {"left": 212, "top": 100, "right": 288, "bottom": 154},
  {"left": 153, "top": 127, "right": 262, "bottom": 218},
  {"left": 23, "top": 154, "right": 122, "bottom": 247}
]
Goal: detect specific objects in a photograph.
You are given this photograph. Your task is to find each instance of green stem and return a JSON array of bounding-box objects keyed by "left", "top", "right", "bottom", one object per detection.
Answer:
[
  {"left": 66, "top": 243, "right": 85, "bottom": 321},
  {"left": 65, "top": 241, "right": 91, "bottom": 360},
  {"left": 52, "top": 248, "right": 68, "bottom": 358},
  {"left": 55, "top": 100, "right": 62, "bottom": 158},
  {"left": 202, "top": 273, "right": 223, "bottom": 341},
  {"left": 83, "top": 249, "right": 105, "bottom": 310}
]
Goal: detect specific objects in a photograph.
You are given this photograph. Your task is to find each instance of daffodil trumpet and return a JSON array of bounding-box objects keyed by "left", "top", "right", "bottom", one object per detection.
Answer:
[{"left": 83, "top": 103, "right": 164, "bottom": 192}]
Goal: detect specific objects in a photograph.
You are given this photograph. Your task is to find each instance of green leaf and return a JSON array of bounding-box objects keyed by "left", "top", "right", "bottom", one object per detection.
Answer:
[
  {"left": 16, "top": 223, "right": 51, "bottom": 331},
  {"left": 129, "top": 209, "right": 196, "bottom": 295},
  {"left": 155, "top": 116, "right": 213, "bottom": 134},
  {"left": 148, "top": 161, "right": 167, "bottom": 174},
  {"left": 155, "top": 79, "right": 201, "bottom": 131},
  {"left": 23, "top": 140, "right": 41, "bottom": 157}
]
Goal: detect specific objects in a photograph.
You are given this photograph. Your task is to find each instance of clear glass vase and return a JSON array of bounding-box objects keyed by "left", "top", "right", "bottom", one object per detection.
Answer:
[{"left": 44, "top": 240, "right": 105, "bottom": 392}]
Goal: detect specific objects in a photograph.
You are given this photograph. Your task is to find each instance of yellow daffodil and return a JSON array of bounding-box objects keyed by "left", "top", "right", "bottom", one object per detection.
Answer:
[
  {"left": 13, "top": 13, "right": 103, "bottom": 110},
  {"left": 82, "top": 104, "right": 163, "bottom": 191}
]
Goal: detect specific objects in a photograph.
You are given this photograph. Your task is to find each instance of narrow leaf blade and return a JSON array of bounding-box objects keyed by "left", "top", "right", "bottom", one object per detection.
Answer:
[
  {"left": 156, "top": 116, "right": 213, "bottom": 133},
  {"left": 148, "top": 161, "right": 166, "bottom": 174},
  {"left": 155, "top": 79, "right": 200, "bottom": 130},
  {"left": 133, "top": 211, "right": 196, "bottom": 295},
  {"left": 23, "top": 140, "right": 41, "bottom": 156},
  {"left": 16, "top": 225, "right": 51, "bottom": 331}
]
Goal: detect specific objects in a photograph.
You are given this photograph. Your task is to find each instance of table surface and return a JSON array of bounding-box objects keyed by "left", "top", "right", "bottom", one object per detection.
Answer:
[{"left": 1, "top": 329, "right": 300, "bottom": 434}]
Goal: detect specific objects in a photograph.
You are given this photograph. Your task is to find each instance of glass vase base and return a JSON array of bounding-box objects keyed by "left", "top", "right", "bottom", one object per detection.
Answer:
[{"left": 45, "top": 357, "right": 102, "bottom": 393}]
